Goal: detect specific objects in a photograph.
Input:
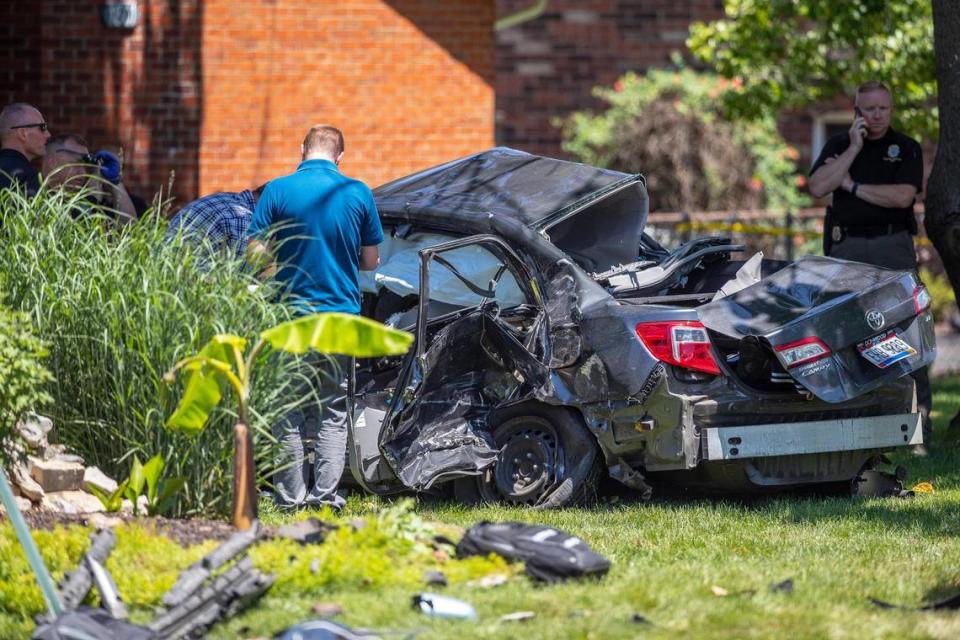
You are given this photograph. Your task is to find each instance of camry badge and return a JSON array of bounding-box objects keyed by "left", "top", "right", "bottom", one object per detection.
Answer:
[{"left": 865, "top": 309, "right": 885, "bottom": 331}]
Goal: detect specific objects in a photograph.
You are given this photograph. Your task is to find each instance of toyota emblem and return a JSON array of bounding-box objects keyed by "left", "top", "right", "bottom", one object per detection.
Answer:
[{"left": 865, "top": 309, "right": 885, "bottom": 331}]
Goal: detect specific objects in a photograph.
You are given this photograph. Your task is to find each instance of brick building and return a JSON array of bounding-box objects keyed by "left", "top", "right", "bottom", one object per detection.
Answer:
[
  {"left": 494, "top": 0, "right": 855, "bottom": 171},
  {"left": 2, "top": 0, "right": 495, "bottom": 206},
  {"left": 496, "top": 1, "right": 725, "bottom": 158}
]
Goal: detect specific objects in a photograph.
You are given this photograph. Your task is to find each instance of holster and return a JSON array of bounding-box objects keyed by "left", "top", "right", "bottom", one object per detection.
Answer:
[{"left": 823, "top": 206, "right": 834, "bottom": 255}]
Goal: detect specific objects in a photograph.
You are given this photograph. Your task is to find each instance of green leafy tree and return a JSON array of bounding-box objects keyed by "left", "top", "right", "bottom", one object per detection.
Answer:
[
  {"left": 0, "top": 303, "right": 53, "bottom": 466},
  {"left": 691, "top": 1, "right": 960, "bottom": 431},
  {"left": 165, "top": 312, "right": 413, "bottom": 529},
  {"left": 688, "top": 0, "right": 936, "bottom": 140},
  {"left": 562, "top": 65, "right": 808, "bottom": 213}
]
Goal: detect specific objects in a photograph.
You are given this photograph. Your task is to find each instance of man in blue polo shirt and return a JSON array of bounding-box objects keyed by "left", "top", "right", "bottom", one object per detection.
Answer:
[{"left": 248, "top": 124, "right": 383, "bottom": 510}]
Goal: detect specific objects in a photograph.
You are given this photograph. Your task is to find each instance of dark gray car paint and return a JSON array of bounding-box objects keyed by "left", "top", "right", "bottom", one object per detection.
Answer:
[{"left": 356, "top": 148, "right": 933, "bottom": 499}]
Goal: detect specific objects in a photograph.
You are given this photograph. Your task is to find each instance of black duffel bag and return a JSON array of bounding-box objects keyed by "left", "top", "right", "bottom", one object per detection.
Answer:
[{"left": 456, "top": 521, "right": 610, "bottom": 583}]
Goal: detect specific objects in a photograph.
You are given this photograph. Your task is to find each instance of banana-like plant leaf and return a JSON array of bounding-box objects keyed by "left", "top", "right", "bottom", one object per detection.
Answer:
[
  {"left": 142, "top": 454, "right": 165, "bottom": 505},
  {"left": 149, "top": 477, "right": 186, "bottom": 516},
  {"left": 260, "top": 312, "right": 413, "bottom": 357},
  {"left": 124, "top": 456, "right": 145, "bottom": 516},
  {"left": 87, "top": 479, "right": 129, "bottom": 513},
  {"left": 165, "top": 334, "right": 246, "bottom": 434}
]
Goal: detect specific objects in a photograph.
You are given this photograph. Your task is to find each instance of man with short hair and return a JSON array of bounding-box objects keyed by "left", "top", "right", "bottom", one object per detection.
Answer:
[
  {"left": 809, "top": 80, "right": 932, "bottom": 449},
  {"left": 248, "top": 124, "right": 383, "bottom": 509},
  {"left": 166, "top": 185, "right": 266, "bottom": 256},
  {"left": 43, "top": 134, "right": 137, "bottom": 223},
  {"left": 0, "top": 103, "right": 50, "bottom": 195}
]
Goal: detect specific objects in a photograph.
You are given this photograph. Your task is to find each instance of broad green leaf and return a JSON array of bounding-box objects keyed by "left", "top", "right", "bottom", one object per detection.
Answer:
[
  {"left": 127, "top": 455, "right": 145, "bottom": 497},
  {"left": 165, "top": 334, "right": 246, "bottom": 434},
  {"left": 149, "top": 477, "right": 186, "bottom": 516},
  {"left": 87, "top": 479, "right": 128, "bottom": 513},
  {"left": 260, "top": 313, "right": 413, "bottom": 358},
  {"left": 142, "top": 454, "right": 165, "bottom": 504}
]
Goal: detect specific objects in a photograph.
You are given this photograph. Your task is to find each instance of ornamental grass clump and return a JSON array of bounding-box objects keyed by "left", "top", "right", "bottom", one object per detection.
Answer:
[{"left": 0, "top": 185, "right": 308, "bottom": 515}]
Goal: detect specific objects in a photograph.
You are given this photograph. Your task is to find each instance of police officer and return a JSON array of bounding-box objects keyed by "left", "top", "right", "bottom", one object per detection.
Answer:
[
  {"left": 809, "top": 80, "right": 932, "bottom": 450},
  {"left": 0, "top": 103, "right": 50, "bottom": 196}
]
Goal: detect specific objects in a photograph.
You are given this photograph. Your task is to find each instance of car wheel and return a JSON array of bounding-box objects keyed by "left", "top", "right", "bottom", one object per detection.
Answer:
[{"left": 454, "top": 404, "right": 602, "bottom": 508}]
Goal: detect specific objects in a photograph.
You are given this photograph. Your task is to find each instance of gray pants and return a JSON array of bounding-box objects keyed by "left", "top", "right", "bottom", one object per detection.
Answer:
[
  {"left": 828, "top": 230, "right": 932, "bottom": 443},
  {"left": 272, "top": 353, "right": 353, "bottom": 509}
]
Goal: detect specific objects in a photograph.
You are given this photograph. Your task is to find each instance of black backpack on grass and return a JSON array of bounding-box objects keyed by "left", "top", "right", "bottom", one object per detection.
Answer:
[{"left": 456, "top": 521, "right": 610, "bottom": 583}]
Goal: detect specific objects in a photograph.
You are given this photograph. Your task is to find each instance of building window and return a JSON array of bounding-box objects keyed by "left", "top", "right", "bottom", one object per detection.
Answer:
[{"left": 812, "top": 111, "right": 853, "bottom": 160}]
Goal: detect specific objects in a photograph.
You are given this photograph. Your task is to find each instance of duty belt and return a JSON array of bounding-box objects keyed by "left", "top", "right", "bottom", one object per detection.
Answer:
[{"left": 831, "top": 223, "right": 910, "bottom": 242}]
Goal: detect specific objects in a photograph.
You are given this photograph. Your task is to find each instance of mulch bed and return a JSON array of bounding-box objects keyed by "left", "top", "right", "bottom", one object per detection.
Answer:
[{"left": 4, "top": 510, "right": 236, "bottom": 547}]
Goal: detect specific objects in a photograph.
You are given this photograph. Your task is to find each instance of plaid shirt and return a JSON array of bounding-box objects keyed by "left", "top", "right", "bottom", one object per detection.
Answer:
[{"left": 166, "top": 190, "right": 254, "bottom": 255}]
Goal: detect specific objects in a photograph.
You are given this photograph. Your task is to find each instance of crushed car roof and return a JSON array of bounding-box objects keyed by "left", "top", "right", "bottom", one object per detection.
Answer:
[{"left": 374, "top": 147, "right": 641, "bottom": 229}]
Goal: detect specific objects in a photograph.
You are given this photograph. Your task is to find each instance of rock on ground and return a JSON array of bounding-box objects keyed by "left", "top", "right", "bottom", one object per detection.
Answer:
[
  {"left": 41, "top": 491, "right": 106, "bottom": 515},
  {"left": 84, "top": 466, "right": 118, "bottom": 494},
  {"left": 11, "top": 463, "right": 45, "bottom": 502},
  {"left": 29, "top": 456, "right": 85, "bottom": 492}
]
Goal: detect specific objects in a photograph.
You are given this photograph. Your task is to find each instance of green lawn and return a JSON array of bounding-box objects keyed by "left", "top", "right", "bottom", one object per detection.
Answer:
[{"left": 4, "top": 378, "right": 960, "bottom": 639}]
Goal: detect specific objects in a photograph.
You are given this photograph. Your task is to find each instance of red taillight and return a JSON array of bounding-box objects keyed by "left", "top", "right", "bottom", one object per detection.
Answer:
[
  {"left": 913, "top": 285, "right": 932, "bottom": 314},
  {"left": 775, "top": 336, "right": 831, "bottom": 369},
  {"left": 634, "top": 321, "right": 721, "bottom": 375}
]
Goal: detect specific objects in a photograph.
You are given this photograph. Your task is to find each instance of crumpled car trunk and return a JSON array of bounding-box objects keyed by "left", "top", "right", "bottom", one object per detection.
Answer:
[{"left": 697, "top": 256, "right": 935, "bottom": 403}]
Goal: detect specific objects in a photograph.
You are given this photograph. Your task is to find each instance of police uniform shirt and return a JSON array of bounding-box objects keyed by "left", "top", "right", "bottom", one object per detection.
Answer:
[
  {"left": 810, "top": 128, "right": 923, "bottom": 228},
  {"left": 0, "top": 148, "right": 40, "bottom": 196}
]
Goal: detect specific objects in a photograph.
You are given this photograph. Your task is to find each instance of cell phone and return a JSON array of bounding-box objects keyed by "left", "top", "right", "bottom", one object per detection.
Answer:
[{"left": 854, "top": 106, "right": 863, "bottom": 119}]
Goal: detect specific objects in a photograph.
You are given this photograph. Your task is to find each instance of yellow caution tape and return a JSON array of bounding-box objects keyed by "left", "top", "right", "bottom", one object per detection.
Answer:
[{"left": 671, "top": 221, "right": 933, "bottom": 246}]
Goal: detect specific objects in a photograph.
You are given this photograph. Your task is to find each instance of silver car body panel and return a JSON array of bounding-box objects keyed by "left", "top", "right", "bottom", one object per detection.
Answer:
[{"left": 702, "top": 412, "right": 922, "bottom": 461}]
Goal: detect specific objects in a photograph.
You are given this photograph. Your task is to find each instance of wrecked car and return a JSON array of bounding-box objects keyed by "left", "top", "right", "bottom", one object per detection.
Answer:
[{"left": 347, "top": 147, "right": 935, "bottom": 506}]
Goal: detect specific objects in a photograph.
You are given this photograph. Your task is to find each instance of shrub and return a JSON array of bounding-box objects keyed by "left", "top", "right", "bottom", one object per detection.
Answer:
[
  {"left": 919, "top": 268, "right": 956, "bottom": 324},
  {"left": 561, "top": 64, "right": 809, "bottom": 214},
  {"left": 0, "top": 186, "right": 307, "bottom": 515},
  {"left": 0, "top": 300, "right": 54, "bottom": 466}
]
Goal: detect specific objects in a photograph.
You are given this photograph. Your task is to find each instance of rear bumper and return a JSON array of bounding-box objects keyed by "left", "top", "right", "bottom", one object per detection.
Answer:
[{"left": 702, "top": 412, "right": 922, "bottom": 461}]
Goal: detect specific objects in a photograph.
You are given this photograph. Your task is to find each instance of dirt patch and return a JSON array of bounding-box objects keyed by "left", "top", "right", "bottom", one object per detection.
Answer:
[{"left": 3, "top": 511, "right": 235, "bottom": 547}]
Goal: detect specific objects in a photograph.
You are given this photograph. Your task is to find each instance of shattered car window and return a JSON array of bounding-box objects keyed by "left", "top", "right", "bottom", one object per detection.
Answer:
[{"left": 360, "top": 231, "right": 525, "bottom": 323}]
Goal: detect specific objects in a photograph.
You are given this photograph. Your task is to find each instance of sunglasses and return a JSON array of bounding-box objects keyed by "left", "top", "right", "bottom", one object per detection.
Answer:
[
  {"left": 56, "top": 148, "right": 97, "bottom": 164},
  {"left": 10, "top": 122, "right": 48, "bottom": 132}
]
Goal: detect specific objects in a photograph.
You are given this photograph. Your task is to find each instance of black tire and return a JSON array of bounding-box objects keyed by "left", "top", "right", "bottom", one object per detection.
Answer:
[{"left": 453, "top": 403, "right": 602, "bottom": 508}]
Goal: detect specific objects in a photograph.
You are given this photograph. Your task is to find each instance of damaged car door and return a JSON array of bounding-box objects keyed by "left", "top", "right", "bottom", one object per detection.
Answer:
[{"left": 350, "top": 234, "right": 550, "bottom": 494}]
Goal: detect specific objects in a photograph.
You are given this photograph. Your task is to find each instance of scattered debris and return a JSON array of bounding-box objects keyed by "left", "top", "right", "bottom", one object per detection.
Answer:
[
  {"left": 276, "top": 619, "right": 383, "bottom": 640},
  {"left": 854, "top": 467, "right": 913, "bottom": 498},
  {"left": 711, "top": 585, "right": 756, "bottom": 597},
  {"left": 911, "top": 482, "right": 934, "bottom": 494},
  {"left": 499, "top": 611, "right": 535, "bottom": 623},
  {"left": 54, "top": 529, "right": 117, "bottom": 613},
  {"left": 870, "top": 592, "right": 960, "bottom": 611},
  {"left": 148, "top": 524, "right": 273, "bottom": 639},
  {"left": 457, "top": 522, "right": 610, "bottom": 583},
  {"left": 270, "top": 518, "right": 338, "bottom": 545},
  {"left": 33, "top": 607, "right": 155, "bottom": 639},
  {"left": 769, "top": 578, "right": 794, "bottom": 594},
  {"left": 311, "top": 601, "right": 345, "bottom": 618},
  {"left": 422, "top": 570, "right": 448, "bottom": 587},
  {"left": 413, "top": 593, "right": 477, "bottom": 620},
  {"left": 467, "top": 573, "right": 509, "bottom": 589}
]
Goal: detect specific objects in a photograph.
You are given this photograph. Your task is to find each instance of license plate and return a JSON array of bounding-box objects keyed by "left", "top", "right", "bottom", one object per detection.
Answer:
[{"left": 857, "top": 332, "right": 916, "bottom": 368}]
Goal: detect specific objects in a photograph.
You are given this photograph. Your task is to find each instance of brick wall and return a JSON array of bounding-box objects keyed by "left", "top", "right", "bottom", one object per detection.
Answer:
[
  {"left": 495, "top": 0, "right": 726, "bottom": 157},
  {"left": 2, "top": 1, "right": 495, "bottom": 206},
  {"left": 200, "top": 0, "right": 495, "bottom": 195}
]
